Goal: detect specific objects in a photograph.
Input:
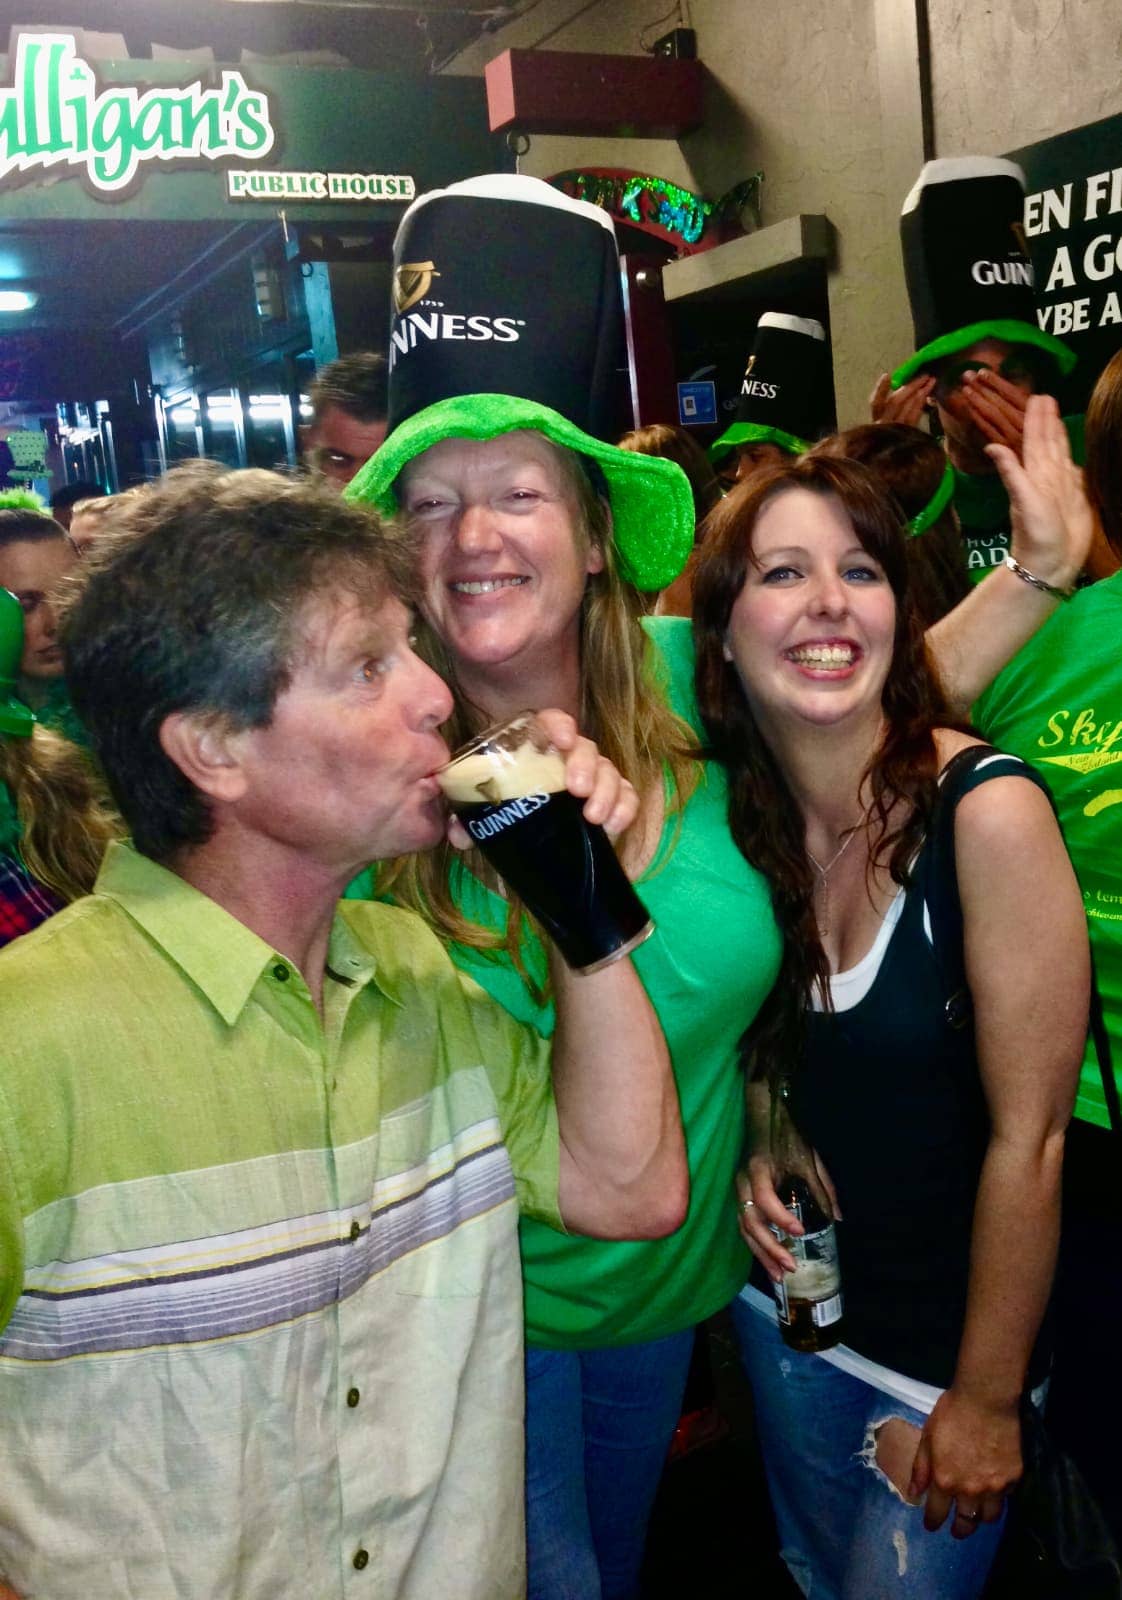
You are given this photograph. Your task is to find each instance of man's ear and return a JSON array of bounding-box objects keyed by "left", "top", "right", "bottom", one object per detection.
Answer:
[{"left": 159, "top": 711, "right": 248, "bottom": 804}]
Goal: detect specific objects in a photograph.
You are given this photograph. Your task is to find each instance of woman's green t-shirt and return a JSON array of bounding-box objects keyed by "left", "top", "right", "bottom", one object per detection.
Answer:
[{"left": 443, "top": 616, "right": 783, "bottom": 1348}]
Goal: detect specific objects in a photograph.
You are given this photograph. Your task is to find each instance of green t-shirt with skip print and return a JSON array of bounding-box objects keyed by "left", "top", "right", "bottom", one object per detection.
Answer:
[
  {"left": 956, "top": 414, "right": 1085, "bottom": 585},
  {"left": 974, "top": 571, "right": 1122, "bottom": 1127}
]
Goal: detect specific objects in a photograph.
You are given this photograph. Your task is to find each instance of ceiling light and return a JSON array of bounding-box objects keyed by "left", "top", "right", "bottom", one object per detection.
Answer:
[{"left": 0, "top": 291, "right": 39, "bottom": 313}]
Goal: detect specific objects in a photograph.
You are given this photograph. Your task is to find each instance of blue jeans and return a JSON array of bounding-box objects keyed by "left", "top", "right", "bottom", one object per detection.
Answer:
[
  {"left": 732, "top": 1295, "right": 1005, "bottom": 1599},
  {"left": 524, "top": 1329, "right": 695, "bottom": 1600}
]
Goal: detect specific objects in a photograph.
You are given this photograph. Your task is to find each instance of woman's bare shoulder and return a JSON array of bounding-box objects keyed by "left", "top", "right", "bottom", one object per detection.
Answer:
[
  {"left": 927, "top": 728, "right": 1054, "bottom": 847},
  {"left": 931, "top": 727, "right": 988, "bottom": 768}
]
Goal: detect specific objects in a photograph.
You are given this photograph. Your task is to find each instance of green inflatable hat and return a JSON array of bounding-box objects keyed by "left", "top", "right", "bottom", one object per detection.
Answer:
[{"left": 349, "top": 392, "right": 695, "bottom": 593}]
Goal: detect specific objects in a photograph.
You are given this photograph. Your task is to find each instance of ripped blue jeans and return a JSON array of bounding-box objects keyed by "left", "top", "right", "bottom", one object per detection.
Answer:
[{"left": 732, "top": 1292, "right": 1005, "bottom": 1599}]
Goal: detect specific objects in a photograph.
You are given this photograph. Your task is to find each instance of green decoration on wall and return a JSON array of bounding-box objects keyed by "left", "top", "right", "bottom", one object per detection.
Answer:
[{"left": 548, "top": 168, "right": 764, "bottom": 256}]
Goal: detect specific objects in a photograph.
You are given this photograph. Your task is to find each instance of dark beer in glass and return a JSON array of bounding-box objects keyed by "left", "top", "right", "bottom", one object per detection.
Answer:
[
  {"left": 769, "top": 1175, "right": 844, "bottom": 1352},
  {"left": 437, "top": 712, "right": 653, "bottom": 973}
]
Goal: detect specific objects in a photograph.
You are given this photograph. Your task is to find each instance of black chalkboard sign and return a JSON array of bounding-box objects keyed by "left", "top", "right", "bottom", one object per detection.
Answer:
[{"left": 1011, "top": 115, "right": 1122, "bottom": 413}]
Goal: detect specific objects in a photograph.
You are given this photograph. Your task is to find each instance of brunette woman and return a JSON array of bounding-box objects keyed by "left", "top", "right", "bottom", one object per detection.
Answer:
[{"left": 692, "top": 405, "right": 1088, "bottom": 1598}]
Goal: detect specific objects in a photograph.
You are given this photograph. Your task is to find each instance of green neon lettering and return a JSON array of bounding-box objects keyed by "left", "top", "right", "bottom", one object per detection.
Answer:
[
  {"left": 234, "top": 93, "right": 271, "bottom": 155},
  {"left": 134, "top": 97, "right": 171, "bottom": 154},
  {"left": 0, "top": 33, "right": 277, "bottom": 194},
  {"left": 20, "top": 39, "right": 49, "bottom": 154},
  {"left": 177, "top": 95, "right": 220, "bottom": 154},
  {"left": 90, "top": 94, "right": 133, "bottom": 187}
]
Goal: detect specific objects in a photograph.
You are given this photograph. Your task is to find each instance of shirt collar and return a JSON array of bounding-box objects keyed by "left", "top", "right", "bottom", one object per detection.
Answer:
[{"left": 95, "top": 842, "right": 395, "bottom": 1025}]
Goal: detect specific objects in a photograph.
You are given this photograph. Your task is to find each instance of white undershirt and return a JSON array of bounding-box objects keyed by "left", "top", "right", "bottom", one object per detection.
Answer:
[{"left": 810, "top": 886, "right": 907, "bottom": 1013}]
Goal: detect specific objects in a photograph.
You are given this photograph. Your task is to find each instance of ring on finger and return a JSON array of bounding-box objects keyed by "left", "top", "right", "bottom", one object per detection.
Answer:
[{"left": 738, "top": 1198, "right": 756, "bottom": 1214}]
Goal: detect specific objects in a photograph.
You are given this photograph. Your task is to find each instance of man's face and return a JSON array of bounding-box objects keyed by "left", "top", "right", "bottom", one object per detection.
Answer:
[
  {"left": 305, "top": 406, "right": 388, "bottom": 489},
  {"left": 0, "top": 536, "right": 76, "bottom": 681},
  {"left": 226, "top": 592, "right": 453, "bottom": 877}
]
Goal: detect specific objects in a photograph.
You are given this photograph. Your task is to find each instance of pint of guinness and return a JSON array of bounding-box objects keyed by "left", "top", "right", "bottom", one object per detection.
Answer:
[{"left": 437, "top": 713, "right": 653, "bottom": 973}]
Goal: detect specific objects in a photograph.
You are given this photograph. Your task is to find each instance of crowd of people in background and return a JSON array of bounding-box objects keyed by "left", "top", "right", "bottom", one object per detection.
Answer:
[{"left": 0, "top": 154, "right": 1119, "bottom": 1600}]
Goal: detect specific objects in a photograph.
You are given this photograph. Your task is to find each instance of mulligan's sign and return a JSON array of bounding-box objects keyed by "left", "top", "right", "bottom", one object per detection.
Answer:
[{"left": 0, "top": 32, "right": 275, "bottom": 196}]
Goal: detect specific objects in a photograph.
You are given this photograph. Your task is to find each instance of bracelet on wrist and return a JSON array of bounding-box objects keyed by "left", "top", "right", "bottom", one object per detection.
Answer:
[{"left": 1003, "top": 551, "right": 1075, "bottom": 601}]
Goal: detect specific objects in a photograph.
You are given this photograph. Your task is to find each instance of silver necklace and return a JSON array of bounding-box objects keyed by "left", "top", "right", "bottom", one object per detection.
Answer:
[{"left": 806, "top": 830, "right": 858, "bottom": 937}]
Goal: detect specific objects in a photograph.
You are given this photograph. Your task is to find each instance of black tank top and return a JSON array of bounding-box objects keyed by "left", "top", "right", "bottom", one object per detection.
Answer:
[{"left": 759, "top": 752, "right": 1051, "bottom": 1388}]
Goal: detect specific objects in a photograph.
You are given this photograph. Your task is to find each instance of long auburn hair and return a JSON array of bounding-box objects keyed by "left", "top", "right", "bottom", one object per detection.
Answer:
[
  {"left": 692, "top": 454, "right": 955, "bottom": 1089},
  {"left": 2, "top": 726, "right": 120, "bottom": 901},
  {"left": 379, "top": 436, "right": 698, "bottom": 991}
]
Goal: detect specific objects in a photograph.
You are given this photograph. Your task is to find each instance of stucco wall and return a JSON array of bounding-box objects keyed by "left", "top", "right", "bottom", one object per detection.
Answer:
[
  {"left": 928, "top": 0, "right": 1122, "bottom": 153},
  {"left": 444, "top": 0, "right": 1121, "bottom": 425}
]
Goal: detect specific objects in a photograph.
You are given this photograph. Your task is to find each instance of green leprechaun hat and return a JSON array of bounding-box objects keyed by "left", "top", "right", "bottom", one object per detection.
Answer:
[
  {"left": 891, "top": 156, "right": 1076, "bottom": 389},
  {"left": 347, "top": 174, "right": 695, "bottom": 592}
]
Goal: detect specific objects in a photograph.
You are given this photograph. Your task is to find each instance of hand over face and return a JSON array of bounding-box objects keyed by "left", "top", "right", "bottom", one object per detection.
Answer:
[{"left": 960, "top": 368, "right": 1030, "bottom": 456}]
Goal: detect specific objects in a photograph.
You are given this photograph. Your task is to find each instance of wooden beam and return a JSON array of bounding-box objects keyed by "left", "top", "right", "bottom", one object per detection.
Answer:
[{"left": 484, "top": 49, "right": 704, "bottom": 139}]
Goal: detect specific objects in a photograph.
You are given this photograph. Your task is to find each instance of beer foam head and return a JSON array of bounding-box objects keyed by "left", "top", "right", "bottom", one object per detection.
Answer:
[{"left": 438, "top": 731, "right": 566, "bottom": 806}]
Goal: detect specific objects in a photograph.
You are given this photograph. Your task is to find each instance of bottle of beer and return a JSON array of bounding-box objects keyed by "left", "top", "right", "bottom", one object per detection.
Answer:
[{"left": 769, "top": 1173, "right": 844, "bottom": 1352}]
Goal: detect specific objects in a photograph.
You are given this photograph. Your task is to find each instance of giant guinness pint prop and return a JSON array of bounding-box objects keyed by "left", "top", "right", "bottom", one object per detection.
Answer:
[
  {"left": 892, "top": 156, "right": 1076, "bottom": 388},
  {"left": 710, "top": 311, "right": 833, "bottom": 464},
  {"left": 347, "top": 173, "right": 695, "bottom": 592},
  {"left": 438, "top": 713, "right": 653, "bottom": 973}
]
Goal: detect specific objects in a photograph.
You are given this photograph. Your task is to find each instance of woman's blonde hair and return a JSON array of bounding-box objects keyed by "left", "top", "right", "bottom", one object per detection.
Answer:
[
  {"left": 2, "top": 726, "right": 120, "bottom": 901},
  {"left": 382, "top": 437, "right": 698, "bottom": 984}
]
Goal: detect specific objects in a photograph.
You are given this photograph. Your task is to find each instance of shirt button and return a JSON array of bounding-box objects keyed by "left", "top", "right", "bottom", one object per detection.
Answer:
[
  {"left": 353, "top": 1548, "right": 369, "bottom": 1571},
  {"left": 272, "top": 962, "right": 289, "bottom": 982},
  {"left": 347, "top": 1386, "right": 361, "bottom": 1408},
  {"left": 349, "top": 1219, "right": 361, "bottom": 1242}
]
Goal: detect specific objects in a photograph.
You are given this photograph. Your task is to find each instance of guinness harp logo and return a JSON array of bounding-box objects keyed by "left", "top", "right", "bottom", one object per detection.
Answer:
[
  {"left": 394, "top": 260, "right": 440, "bottom": 312},
  {"left": 1010, "top": 220, "right": 1028, "bottom": 258},
  {"left": 742, "top": 353, "right": 758, "bottom": 381}
]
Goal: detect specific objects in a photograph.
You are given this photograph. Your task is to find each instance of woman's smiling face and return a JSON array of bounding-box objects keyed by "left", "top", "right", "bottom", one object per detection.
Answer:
[
  {"left": 724, "top": 486, "right": 897, "bottom": 738},
  {"left": 400, "top": 432, "right": 604, "bottom": 678}
]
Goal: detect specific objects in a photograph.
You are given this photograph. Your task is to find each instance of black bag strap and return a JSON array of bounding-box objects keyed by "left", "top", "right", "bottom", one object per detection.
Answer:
[{"left": 922, "top": 745, "right": 992, "bottom": 1032}]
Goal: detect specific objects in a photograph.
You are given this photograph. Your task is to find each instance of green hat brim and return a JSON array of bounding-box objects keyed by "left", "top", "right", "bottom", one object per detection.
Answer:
[
  {"left": 346, "top": 394, "right": 695, "bottom": 592},
  {"left": 708, "top": 422, "right": 809, "bottom": 465},
  {"left": 891, "top": 318, "right": 1076, "bottom": 389}
]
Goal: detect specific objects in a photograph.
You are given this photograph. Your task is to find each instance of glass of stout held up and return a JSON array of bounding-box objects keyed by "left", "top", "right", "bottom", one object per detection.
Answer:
[{"left": 437, "top": 712, "right": 654, "bottom": 973}]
